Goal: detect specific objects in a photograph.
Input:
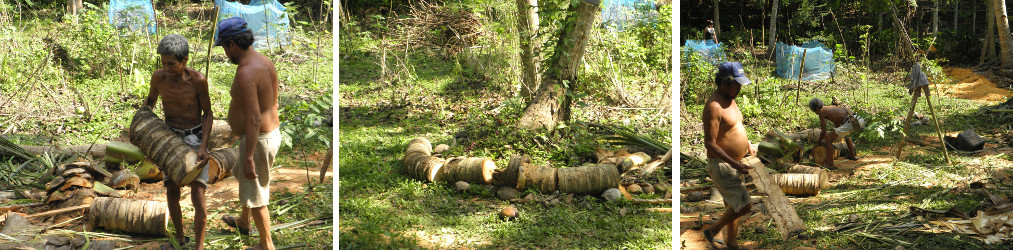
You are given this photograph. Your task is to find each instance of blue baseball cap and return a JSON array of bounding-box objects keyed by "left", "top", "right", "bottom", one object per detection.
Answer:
[
  {"left": 717, "top": 62, "right": 751, "bottom": 85},
  {"left": 214, "top": 17, "right": 248, "bottom": 46}
]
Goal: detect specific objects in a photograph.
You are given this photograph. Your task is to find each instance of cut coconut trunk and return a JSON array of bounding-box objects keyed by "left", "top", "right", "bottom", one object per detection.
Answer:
[
  {"left": 492, "top": 155, "right": 527, "bottom": 187},
  {"left": 129, "top": 107, "right": 200, "bottom": 185},
  {"left": 784, "top": 165, "right": 830, "bottom": 189},
  {"left": 134, "top": 160, "right": 162, "bottom": 181},
  {"left": 405, "top": 153, "right": 445, "bottom": 182},
  {"left": 516, "top": 164, "right": 558, "bottom": 193},
  {"left": 89, "top": 197, "right": 167, "bottom": 236},
  {"left": 812, "top": 142, "right": 850, "bottom": 166},
  {"left": 207, "top": 147, "right": 239, "bottom": 184},
  {"left": 773, "top": 173, "right": 823, "bottom": 196},
  {"left": 105, "top": 141, "right": 145, "bottom": 163},
  {"left": 440, "top": 157, "right": 496, "bottom": 185},
  {"left": 557, "top": 163, "right": 619, "bottom": 195}
]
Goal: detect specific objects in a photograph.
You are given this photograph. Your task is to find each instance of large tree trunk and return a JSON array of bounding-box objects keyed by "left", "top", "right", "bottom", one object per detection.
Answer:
[
  {"left": 933, "top": 0, "right": 939, "bottom": 37},
  {"left": 517, "top": 0, "right": 599, "bottom": 130},
  {"left": 981, "top": 0, "right": 996, "bottom": 64},
  {"left": 713, "top": 0, "right": 720, "bottom": 41},
  {"left": 66, "top": 0, "right": 83, "bottom": 15},
  {"left": 768, "top": 0, "right": 779, "bottom": 49},
  {"left": 516, "top": 0, "right": 540, "bottom": 100},
  {"left": 993, "top": 0, "right": 1013, "bottom": 68},
  {"left": 954, "top": 1, "right": 959, "bottom": 32}
]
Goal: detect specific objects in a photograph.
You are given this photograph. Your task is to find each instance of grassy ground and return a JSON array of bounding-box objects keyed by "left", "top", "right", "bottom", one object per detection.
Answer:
[
  {"left": 680, "top": 44, "right": 1013, "bottom": 249},
  {"left": 340, "top": 1, "right": 672, "bottom": 248},
  {"left": 0, "top": 2, "right": 333, "bottom": 249}
]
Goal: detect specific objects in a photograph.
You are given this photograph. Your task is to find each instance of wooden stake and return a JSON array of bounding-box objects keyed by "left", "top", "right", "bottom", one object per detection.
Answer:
[
  {"left": 794, "top": 49, "right": 808, "bottom": 122},
  {"left": 205, "top": 6, "right": 220, "bottom": 78},
  {"left": 923, "top": 86, "right": 951, "bottom": 165},
  {"left": 896, "top": 88, "right": 922, "bottom": 159}
]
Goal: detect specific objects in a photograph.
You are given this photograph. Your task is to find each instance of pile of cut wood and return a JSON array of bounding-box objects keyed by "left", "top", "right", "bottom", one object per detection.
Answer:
[{"left": 402, "top": 137, "right": 673, "bottom": 206}]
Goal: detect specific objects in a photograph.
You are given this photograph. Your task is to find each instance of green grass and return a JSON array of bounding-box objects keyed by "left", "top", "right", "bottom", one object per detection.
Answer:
[{"left": 680, "top": 45, "right": 1013, "bottom": 248}]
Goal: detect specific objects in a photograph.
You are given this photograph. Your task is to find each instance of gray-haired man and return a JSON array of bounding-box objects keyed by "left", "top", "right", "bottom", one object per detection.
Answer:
[{"left": 142, "top": 34, "right": 213, "bottom": 250}]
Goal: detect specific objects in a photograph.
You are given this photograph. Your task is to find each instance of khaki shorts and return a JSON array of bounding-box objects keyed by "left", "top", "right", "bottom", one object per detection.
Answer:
[
  {"left": 707, "top": 158, "right": 752, "bottom": 213},
  {"left": 233, "top": 128, "right": 282, "bottom": 208}
]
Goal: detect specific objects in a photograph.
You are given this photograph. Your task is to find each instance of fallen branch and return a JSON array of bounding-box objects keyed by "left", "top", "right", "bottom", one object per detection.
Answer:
[
  {"left": 24, "top": 204, "right": 89, "bottom": 219},
  {"left": 646, "top": 208, "right": 672, "bottom": 212}
]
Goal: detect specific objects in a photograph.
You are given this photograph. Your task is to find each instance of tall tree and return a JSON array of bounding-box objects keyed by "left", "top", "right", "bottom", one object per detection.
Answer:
[
  {"left": 517, "top": 0, "right": 600, "bottom": 130},
  {"left": 713, "top": 0, "right": 720, "bottom": 41},
  {"left": 516, "top": 0, "right": 540, "bottom": 100},
  {"left": 933, "top": 0, "right": 939, "bottom": 37},
  {"left": 768, "top": 0, "right": 779, "bottom": 48},
  {"left": 993, "top": 0, "right": 1013, "bottom": 68},
  {"left": 980, "top": 0, "right": 996, "bottom": 64}
]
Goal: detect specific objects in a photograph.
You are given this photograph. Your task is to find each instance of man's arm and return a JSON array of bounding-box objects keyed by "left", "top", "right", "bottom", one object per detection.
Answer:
[
  {"left": 702, "top": 103, "right": 751, "bottom": 173},
  {"left": 817, "top": 112, "right": 828, "bottom": 145},
  {"left": 236, "top": 70, "right": 262, "bottom": 180},
  {"left": 196, "top": 73, "right": 213, "bottom": 160},
  {"left": 142, "top": 74, "right": 160, "bottom": 108}
]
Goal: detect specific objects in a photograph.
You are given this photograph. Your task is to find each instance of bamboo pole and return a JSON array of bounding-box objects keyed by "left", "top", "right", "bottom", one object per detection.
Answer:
[
  {"left": 205, "top": 6, "right": 220, "bottom": 77},
  {"left": 794, "top": 49, "right": 808, "bottom": 121},
  {"left": 896, "top": 88, "right": 922, "bottom": 159},
  {"left": 923, "top": 87, "right": 951, "bottom": 165},
  {"left": 24, "top": 204, "right": 89, "bottom": 219}
]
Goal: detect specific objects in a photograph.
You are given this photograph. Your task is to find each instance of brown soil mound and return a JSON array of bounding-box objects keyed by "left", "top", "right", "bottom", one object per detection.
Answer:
[{"left": 939, "top": 67, "right": 1013, "bottom": 103}]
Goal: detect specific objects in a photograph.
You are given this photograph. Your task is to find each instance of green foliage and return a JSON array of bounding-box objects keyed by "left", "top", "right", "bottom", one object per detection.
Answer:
[
  {"left": 279, "top": 92, "right": 333, "bottom": 151},
  {"left": 680, "top": 53, "right": 715, "bottom": 105},
  {"left": 855, "top": 109, "right": 905, "bottom": 146}
]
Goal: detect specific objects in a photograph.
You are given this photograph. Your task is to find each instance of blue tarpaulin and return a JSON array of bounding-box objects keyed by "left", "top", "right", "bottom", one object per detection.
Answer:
[
  {"left": 682, "top": 39, "right": 724, "bottom": 65},
  {"left": 600, "top": 0, "right": 656, "bottom": 30},
  {"left": 775, "top": 41, "right": 835, "bottom": 81},
  {"left": 109, "top": 0, "right": 157, "bottom": 35},
  {"left": 215, "top": 0, "right": 291, "bottom": 50}
]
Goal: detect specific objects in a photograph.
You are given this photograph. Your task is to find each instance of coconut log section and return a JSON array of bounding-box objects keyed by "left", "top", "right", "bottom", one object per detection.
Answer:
[
  {"left": 773, "top": 173, "right": 823, "bottom": 196},
  {"left": 558, "top": 163, "right": 619, "bottom": 195},
  {"left": 442, "top": 157, "right": 496, "bottom": 185},
  {"left": 89, "top": 197, "right": 168, "bottom": 236},
  {"left": 402, "top": 138, "right": 444, "bottom": 182},
  {"left": 812, "top": 142, "right": 851, "bottom": 167},
  {"left": 129, "top": 107, "right": 202, "bottom": 185},
  {"left": 742, "top": 156, "right": 807, "bottom": 239},
  {"left": 516, "top": 162, "right": 558, "bottom": 193},
  {"left": 206, "top": 147, "right": 240, "bottom": 184}
]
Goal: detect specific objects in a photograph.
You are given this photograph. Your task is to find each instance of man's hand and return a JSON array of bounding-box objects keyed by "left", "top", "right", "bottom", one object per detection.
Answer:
[
  {"left": 733, "top": 162, "right": 753, "bottom": 175},
  {"left": 243, "top": 158, "right": 257, "bottom": 180},
  {"left": 197, "top": 147, "right": 210, "bottom": 165},
  {"left": 748, "top": 144, "right": 758, "bottom": 157}
]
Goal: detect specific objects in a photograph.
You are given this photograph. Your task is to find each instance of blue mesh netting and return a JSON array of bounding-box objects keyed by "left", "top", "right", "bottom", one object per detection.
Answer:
[
  {"left": 682, "top": 39, "right": 724, "bottom": 65},
  {"left": 215, "top": 0, "right": 291, "bottom": 50},
  {"left": 109, "top": 0, "right": 157, "bottom": 35},
  {"left": 775, "top": 41, "right": 835, "bottom": 81},
  {"left": 600, "top": 0, "right": 656, "bottom": 30}
]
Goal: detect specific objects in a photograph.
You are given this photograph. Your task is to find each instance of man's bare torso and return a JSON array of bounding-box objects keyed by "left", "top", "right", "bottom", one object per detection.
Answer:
[
  {"left": 151, "top": 68, "right": 207, "bottom": 129},
  {"left": 819, "top": 106, "right": 851, "bottom": 127},
  {"left": 705, "top": 96, "right": 748, "bottom": 161},
  {"left": 228, "top": 52, "right": 280, "bottom": 135}
]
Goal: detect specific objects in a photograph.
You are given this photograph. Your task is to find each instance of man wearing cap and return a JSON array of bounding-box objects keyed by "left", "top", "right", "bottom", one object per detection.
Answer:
[
  {"left": 701, "top": 62, "right": 755, "bottom": 250},
  {"left": 214, "top": 17, "right": 282, "bottom": 250},
  {"left": 143, "top": 34, "right": 213, "bottom": 250},
  {"left": 808, "top": 97, "right": 865, "bottom": 169}
]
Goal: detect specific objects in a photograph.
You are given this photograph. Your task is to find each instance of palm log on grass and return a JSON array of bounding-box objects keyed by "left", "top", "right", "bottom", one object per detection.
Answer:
[
  {"left": 129, "top": 107, "right": 203, "bottom": 185},
  {"left": 441, "top": 157, "right": 496, "bottom": 184},
  {"left": 492, "top": 155, "right": 528, "bottom": 187},
  {"left": 516, "top": 163, "right": 558, "bottom": 193},
  {"left": 89, "top": 197, "right": 167, "bottom": 236},
  {"left": 402, "top": 138, "right": 444, "bottom": 182},
  {"left": 557, "top": 163, "right": 619, "bottom": 195},
  {"left": 772, "top": 173, "right": 823, "bottom": 196}
]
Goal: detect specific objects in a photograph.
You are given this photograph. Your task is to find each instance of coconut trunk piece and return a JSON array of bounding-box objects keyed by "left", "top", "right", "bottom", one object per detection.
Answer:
[
  {"left": 773, "top": 173, "right": 823, "bottom": 196},
  {"left": 441, "top": 157, "right": 496, "bottom": 185},
  {"left": 557, "top": 163, "right": 619, "bottom": 195},
  {"left": 784, "top": 165, "right": 829, "bottom": 189},
  {"left": 89, "top": 197, "right": 167, "bottom": 236},
  {"left": 743, "top": 156, "right": 807, "bottom": 239},
  {"left": 515, "top": 163, "right": 558, "bottom": 193},
  {"left": 129, "top": 107, "right": 202, "bottom": 185},
  {"left": 207, "top": 147, "right": 239, "bottom": 184}
]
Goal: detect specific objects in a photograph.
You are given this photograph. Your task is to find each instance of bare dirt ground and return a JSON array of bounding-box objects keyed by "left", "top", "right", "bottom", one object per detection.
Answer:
[{"left": 938, "top": 67, "right": 1013, "bottom": 103}]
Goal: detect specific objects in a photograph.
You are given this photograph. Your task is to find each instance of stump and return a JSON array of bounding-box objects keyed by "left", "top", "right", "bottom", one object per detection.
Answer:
[
  {"left": 516, "top": 164, "right": 557, "bottom": 193},
  {"left": 812, "top": 143, "right": 850, "bottom": 166},
  {"left": 129, "top": 107, "right": 200, "bottom": 185},
  {"left": 440, "top": 157, "right": 496, "bottom": 184},
  {"left": 785, "top": 165, "right": 829, "bottom": 189},
  {"left": 89, "top": 197, "right": 167, "bottom": 236},
  {"left": 207, "top": 147, "right": 239, "bottom": 184},
  {"left": 773, "top": 173, "right": 823, "bottom": 196},
  {"left": 557, "top": 163, "right": 619, "bottom": 195}
]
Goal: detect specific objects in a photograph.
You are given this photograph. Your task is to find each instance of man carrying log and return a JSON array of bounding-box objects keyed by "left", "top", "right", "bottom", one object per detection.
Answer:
[
  {"left": 808, "top": 97, "right": 865, "bottom": 169},
  {"left": 701, "top": 62, "right": 755, "bottom": 250},
  {"left": 142, "top": 34, "right": 213, "bottom": 250},
  {"left": 215, "top": 17, "right": 282, "bottom": 250}
]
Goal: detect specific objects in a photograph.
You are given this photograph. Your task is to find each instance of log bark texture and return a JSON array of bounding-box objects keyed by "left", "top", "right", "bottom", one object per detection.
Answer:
[
  {"left": 557, "top": 163, "right": 619, "bottom": 195},
  {"left": 440, "top": 157, "right": 496, "bottom": 185},
  {"left": 516, "top": 163, "right": 558, "bottom": 193},
  {"left": 207, "top": 147, "right": 240, "bottom": 184},
  {"left": 743, "top": 156, "right": 807, "bottom": 239},
  {"left": 89, "top": 197, "right": 167, "bottom": 236},
  {"left": 129, "top": 107, "right": 199, "bottom": 185},
  {"left": 773, "top": 173, "right": 823, "bottom": 196}
]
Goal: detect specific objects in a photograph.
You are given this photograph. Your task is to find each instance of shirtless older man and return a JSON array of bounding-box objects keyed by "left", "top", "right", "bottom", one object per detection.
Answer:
[
  {"left": 808, "top": 97, "right": 865, "bottom": 169},
  {"left": 214, "top": 17, "right": 282, "bottom": 250},
  {"left": 701, "top": 62, "right": 755, "bottom": 250},
  {"left": 143, "top": 34, "right": 213, "bottom": 250}
]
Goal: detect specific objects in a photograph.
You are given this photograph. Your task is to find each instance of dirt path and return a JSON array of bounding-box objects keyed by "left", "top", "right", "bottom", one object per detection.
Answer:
[{"left": 938, "top": 67, "right": 1012, "bottom": 103}]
